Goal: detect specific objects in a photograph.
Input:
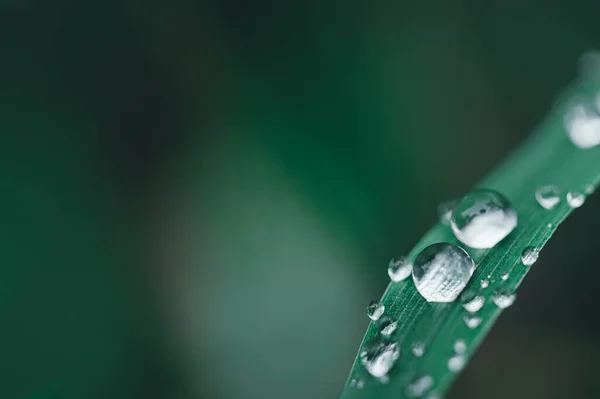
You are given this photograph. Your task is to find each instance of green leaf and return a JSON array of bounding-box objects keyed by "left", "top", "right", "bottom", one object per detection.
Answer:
[{"left": 340, "top": 69, "right": 600, "bottom": 398}]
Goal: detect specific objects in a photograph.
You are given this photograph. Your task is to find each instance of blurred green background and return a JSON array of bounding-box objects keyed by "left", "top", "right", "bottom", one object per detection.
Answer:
[{"left": 2, "top": 1, "right": 600, "bottom": 398}]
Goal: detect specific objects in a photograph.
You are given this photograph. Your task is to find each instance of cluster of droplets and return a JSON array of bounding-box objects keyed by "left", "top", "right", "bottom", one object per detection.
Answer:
[
  {"left": 535, "top": 185, "right": 587, "bottom": 210},
  {"left": 356, "top": 157, "right": 594, "bottom": 388}
]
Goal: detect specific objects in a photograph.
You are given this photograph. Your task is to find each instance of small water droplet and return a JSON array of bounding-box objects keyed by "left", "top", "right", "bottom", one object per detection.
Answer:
[
  {"left": 451, "top": 189, "right": 518, "bottom": 249},
  {"left": 521, "top": 246, "right": 539, "bottom": 266},
  {"left": 492, "top": 291, "right": 516, "bottom": 309},
  {"left": 411, "top": 341, "right": 426, "bottom": 357},
  {"left": 480, "top": 279, "right": 489, "bottom": 289},
  {"left": 462, "top": 295, "right": 485, "bottom": 313},
  {"left": 356, "top": 380, "right": 364, "bottom": 389},
  {"left": 412, "top": 243, "right": 475, "bottom": 302},
  {"left": 501, "top": 273, "right": 509, "bottom": 281},
  {"left": 454, "top": 340, "right": 467, "bottom": 354},
  {"left": 464, "top": 315, "right": 482, "bottom": 328},
  {"left": 405, "top": 375, "right": 434, "bottom": 398},
  {"left": 388, "top": 257, "right": 413, "bottom": 282},
  {"left": 535, "top": 185, "right": 561, "bottom": 209},
  {"left": 564, "top": 101, "right": 600, "bottom": 149},
  {"left": 367, "top": 300, "right": 385, "bottom": 321},
  {"left": 377, "top": 315, "right": 398, "bottom": 337},
  {"left": 438, "top": 199, "right": 458, "bottom": 225},
  {"left": 547, "top": 223, "right": 553, "bottom": 228},
  {"left": 360, "top": 340, "right": 400, "bottom": 378},
  {"left": 585, "top": 184, "right": 595, "bottom": 194},
  {"left": 567, "top": 191, "right": 586, "bottom": 208},
  {"left": 448, "top": 354, "right": 466, "bottom": 372}
]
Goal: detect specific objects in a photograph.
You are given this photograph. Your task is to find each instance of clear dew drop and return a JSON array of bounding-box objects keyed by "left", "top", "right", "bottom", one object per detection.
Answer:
[
  {"left": 586, "top": 184, "right": 595, "bottom": 195},
  {"left": 438, "top": 199, "right": 457, "bottom": 225},
  {"left": 454, "top": 339, "right": 467, "bottom": 354},
  {"left": 535, "top": 185, "right": 561, "bottom": 209},
  {"left": 464, "top": 315, "right": 483, "bottom": 328},
  {"left": 480, "top": 279, "right": 489, "bottom": 289},
  {"left": 349, "top": 378, "right": 364, "bottom": 389},
  {"left": 367, "top": 300, "right": 385, "bottom": 321},
  {"left": 521, "top": 246, "right": 539, "bottom": 266},
  {"left": 501, "top": 273, "right": 509, "bottom": 281},
  {"left": 462, "top": 295, "right": 485, "bottom": 313},
  {"left": 377, "top": 315, "right": 398, "bottom": 337},
  {"left": 567, "top": 191, "right": 586, "bottom": 208},
  {"left": 411, "top": 341, "right": 426, "bottom": 357},
  {"left": 412, "top": 243, "right": 475, "bottom": 303},
  {"left": 405, "top": 375, "right": 434, "bottom": 398},
  {"left": 360, "top": 340, "right": 400, "bottom": 378},
  {"left": 448, "top": 354, "right": 467, "bottom": 372},
  {"left": 388, "top": 257, "right": 413, "bottom": 282},
  {"left": 564, "top": 101, "right": 600, "bottom": 149},
  {"left": 492, "top": 291, "right": 517, "bottom": 309},
  {"left": 450, "top": 189, "right": 518, "bottom": 249}
]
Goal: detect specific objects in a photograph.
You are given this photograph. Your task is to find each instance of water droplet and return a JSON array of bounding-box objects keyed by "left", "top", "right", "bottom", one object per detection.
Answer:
[
  {"left": 462, "top": 295, "right": 485, "bottom": 313},
  {"left": 565, "top": 101, "right": 600, "bottom": 149},
  {"left": 388, "top": 257, "right": 413, "bottom": 282},
  {"left": 480, "top": 279, "right": 489, "bottom": 289},
  {"left": 535, "top": 185, "right": 561, "bottom": 209},
  {"left": 454, "top": 339, "right": 467, "bottom": 354},
  {"left": 349, "top": 378, "right": 365, "bottom": 389},
  {"left": 412, "top": 243, "right": 475, "bottom": 302},
  {"left": 567, "top": 191, "right": 586, "bottom": 208},
  {"left": 367, "top": 300, "right": 385, "bottom": 321},
  {"left": 547, "top": 223, "right": 553, "bottom": 228},
  {"left": 520, "top": 246, "right": 539, "bottom": 266},
  {"left": 492, "top": 291, "right": 516, "bottom": 309},
  {"left": 425, "top": 394, "right": 441, "bottom": 399},
  {"left": 451, "top": 189, "right": 518, "bottom": 249},
  {"left": 438, "top": 199, "right": 457, "bottom": 225},
  {"left": 411, "top": 341, "right": 426, "bottom": 357},
  {"left": 448, "top": 354, "right": 466, "bottom": 372},
  {"left": 464, "top": 315, "right": 482, "bottom": 328},
  {"left": 360, "top": 340, "right": 400, "bottom": 378},
  {"left": 377, "top": 315, "right": 398, "bottom": 337},
  {"left": 405, "top": 375, "right": 434, "bottom": 398},
  {"left": 585, "top": 184, "right": 595, "bottom": 194},
  {"left": 501, "top": 273, "right": 509, "bottom": 281}
]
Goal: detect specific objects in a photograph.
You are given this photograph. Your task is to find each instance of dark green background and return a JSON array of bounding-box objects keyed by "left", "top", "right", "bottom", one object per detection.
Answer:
[{"left": 2, "top": 1, "right": 600, "bottom": 398}]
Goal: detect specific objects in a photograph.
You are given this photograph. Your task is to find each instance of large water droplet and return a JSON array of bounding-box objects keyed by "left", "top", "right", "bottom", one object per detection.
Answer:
[
  {"left": 567, "top": 191, "right": 586, "bottom": 208},
  {"left": 451, "top": 189, "right": 518, "bottom": 249},
  {"left": 405, "top": 375, "right": 434, "bottom": 398},
  {"left": 535, "top": 185, "right": 561, "bottom": 209},
  {"left": 565, "top": 101, "right": 600, "bottom": 149},
  {"left": 388, "top": 257, "right": 413, "bottom": 282},
  {"left": 448, "top": 354, "right": 466, "bottom": 372},
  {"left": 411, "top": 341, "right": 426, "bottom": 357},
  {"left": 438, "top": 199, "right": 457, "bottom": 225},
  {"left": 367, "top": 300, "right": 385, "bottom": 321},
  {"left": 492, "top": 291, "right": 516, "bottom": 309},
  {"left": 377, "top": 315, "right": 398, "bottom": 337},
  {"left": 360, "top": 340, "right": 400, "bottom": 378},
  {"left": 521, "top": 246, "right": 539, "bottom": 266},
  {"left": 412, "top": 243, "right": 475, "bottom": 302},
  {"left": 464, "top": 315, "right": 482, "bottom": 328},
  {"left": 454, "top": 340, "right": 467, "bottom": 354},
  {"left": 462, "top": 295, "right": 485, "bottom": 312}
]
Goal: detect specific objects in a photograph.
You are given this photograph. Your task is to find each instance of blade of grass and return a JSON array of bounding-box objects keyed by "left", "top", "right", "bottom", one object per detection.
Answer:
[{"left": 340, "top": 70, "right": 600, "bottom": 398}]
